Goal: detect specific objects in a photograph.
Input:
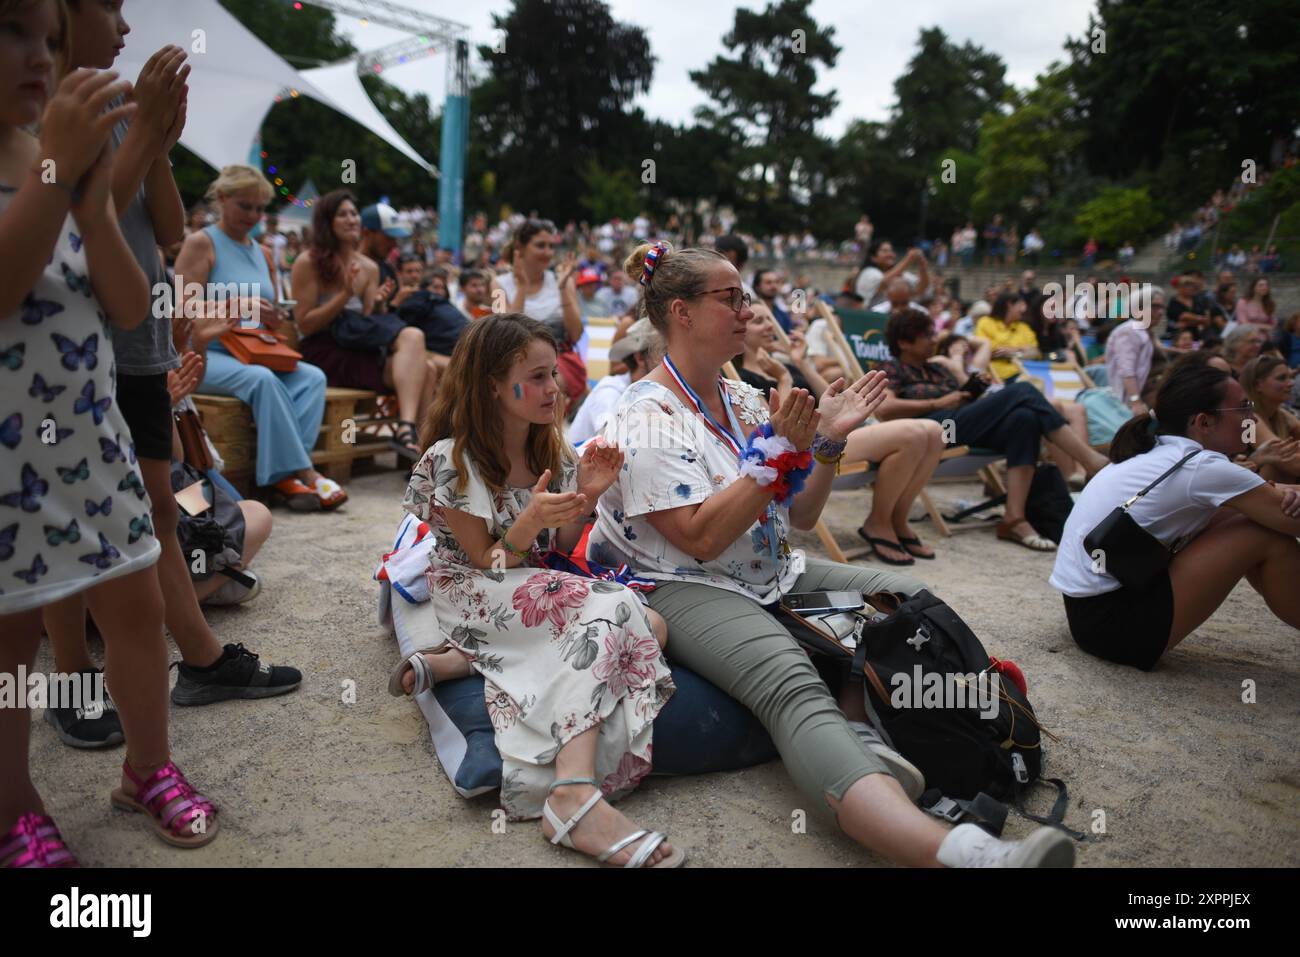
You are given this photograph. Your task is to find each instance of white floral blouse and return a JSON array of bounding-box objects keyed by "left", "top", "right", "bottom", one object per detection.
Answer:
[{"left": 588, "top": 377, "right": 805, "bottom": 604}]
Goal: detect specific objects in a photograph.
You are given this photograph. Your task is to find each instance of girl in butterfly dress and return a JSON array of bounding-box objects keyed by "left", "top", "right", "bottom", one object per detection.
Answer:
[
  {"left": 0, "top": 0, "right": 218, "bottom": 867},
  {"left": 394, "top": 314, "right": 683, "bottom": 867}
]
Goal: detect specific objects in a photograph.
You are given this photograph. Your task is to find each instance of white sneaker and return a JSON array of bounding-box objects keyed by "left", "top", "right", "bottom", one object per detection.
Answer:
[
  {"left": 937, "top": 822, "right": 1075, "bottom": 868},
  {"left": 848, "top": 720, "right": 926, "bottom": 802},
  {"left": 202, "top": 570, "right": 261, "bottom": 607}
]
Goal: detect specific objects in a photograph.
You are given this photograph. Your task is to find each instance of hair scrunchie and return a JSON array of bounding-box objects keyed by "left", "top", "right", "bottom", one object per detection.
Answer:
[{"left": 640, "top": 241, "right": 671, "bottom": 287}]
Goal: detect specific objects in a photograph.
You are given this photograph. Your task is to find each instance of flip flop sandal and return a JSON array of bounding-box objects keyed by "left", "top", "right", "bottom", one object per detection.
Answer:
[
  {"left": 312, "top": 477, "right": 348, "bottom": 510},
  {"left": 1, "top": 813, "right": 78, "bottom": 868},
  {"left": 542, "top": 777, "right": 686, "bottom": 869},
  {"left": 110, "top": 759, "right": 219, "bottom": 849},
  {"left": 389, "top": 420, "right": 423, "bottom": 463},
  {"left": 270, "top": 478, "right": 322, "bottom": 512},
  {"left": 996, "top": 520, "right": 1057, "bottom": 552},
  {"left": 387, "top": 647, "right": 441, "bottom": 697},
  {"left": 897, "top": 536, "right": 936, "bottom": 560},
  {"left": 856, "top": 528, "right": 915, "bottom": 566}
]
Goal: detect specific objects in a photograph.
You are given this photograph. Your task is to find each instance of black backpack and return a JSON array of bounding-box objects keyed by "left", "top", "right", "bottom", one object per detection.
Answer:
[{"left": 780, "top": 589, "right": 1082, "bottom": 839}]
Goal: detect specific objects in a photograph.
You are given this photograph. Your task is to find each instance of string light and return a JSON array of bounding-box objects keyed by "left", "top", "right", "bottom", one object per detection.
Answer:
[{"left": 256, "top": 147, "right": 313, "bottom": 208}]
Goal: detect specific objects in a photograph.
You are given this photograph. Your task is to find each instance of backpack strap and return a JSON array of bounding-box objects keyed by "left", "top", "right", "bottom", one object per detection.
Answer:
[
  {"left": 920, "top": 779, "right": 1089, "bottom": 842},
  {"left": 1011, "top": 777, "right": 1088, "bottom": 841}
]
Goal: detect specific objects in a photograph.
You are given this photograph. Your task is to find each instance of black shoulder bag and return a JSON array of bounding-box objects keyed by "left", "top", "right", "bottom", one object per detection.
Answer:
[{"left": 1083, "top": 449, "right": 1200, "bottom": 590}]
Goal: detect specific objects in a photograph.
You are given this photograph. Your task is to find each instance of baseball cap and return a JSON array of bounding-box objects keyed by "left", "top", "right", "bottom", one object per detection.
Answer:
[
  {"left": 576, "top": 268, "right": 601, "bottom": 287},
  {"left": 360, "top": 203, "right": 412, "bottom": 239},
  {"left": 609, "top": 318, "right": 656, "bottom": 363}
]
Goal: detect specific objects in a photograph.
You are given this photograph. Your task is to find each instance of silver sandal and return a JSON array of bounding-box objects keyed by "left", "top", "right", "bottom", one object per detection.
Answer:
[
  {"left": 542, "top": 777, "right": 686, "bottom": 869},
  {"left": 387, "top": 648, "right": 439, "bottom": 697}
]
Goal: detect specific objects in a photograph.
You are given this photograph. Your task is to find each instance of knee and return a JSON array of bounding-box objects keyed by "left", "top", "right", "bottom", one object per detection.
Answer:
[
  {"left": 301, "top": 362, "right": 327, "bottom": 391},
  {"left": 396, "top": 327, "right": 424, "bottom": 352},
  {"left": 1007, "top": 407, "right": 1041, "bottom": 434},
  {"left": 240, "top": 500, "right": 273, "bottom": 549}
]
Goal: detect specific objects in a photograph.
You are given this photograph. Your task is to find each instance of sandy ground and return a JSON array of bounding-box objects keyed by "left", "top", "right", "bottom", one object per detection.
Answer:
[{"left": 27, "top": 462, "right": 1300, "bottom": 868}]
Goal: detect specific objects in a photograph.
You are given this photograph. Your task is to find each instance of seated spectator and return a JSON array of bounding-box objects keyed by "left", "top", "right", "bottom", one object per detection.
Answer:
[
  {"left": 1241, "top": 356, "right": 1300, "bottom": 480},
  {"left": 570, "top": 319, "right": 662, "bottom": 445},
  {"left": 594, "top": 266, "right": 638, "bottom": 318},
  {"left": 932, "top": 333, "right": 992, "bottom": 381},
  {"left": 732, "top": 302, "right": 822, "bottom": 397},
  {"left": 1167, "top": 270, "right": 1216, "bottom": 343},
  {"left": 753, "top": 269, "right": 793, "bottom": 333},
  {"left": 289, "top": 189, "right": 438, "bottom": 462},
  {"left": 398, "top": 315, "right": 679, "bottom": 867},
  {"left": 360, "top": 203, "right": 409, "bottom": 314},
  {"left": 951, "top": 299, "right": 990, "bottom": 338},
  {"left": 389, "top": 254, "right": 426, "bottom": 310},
  {"left": 855, "top": 240, "right": 929, "bottom": 309},
  {"left": 575, "top": 268, "right": 603, "bottom": 319},
  {"left": 878, "top": 309, "right": 1108, "bottom": 551},
  {"left": 492, "top": 219, "right": 586, "bottom": 403},
  {"left": 458, "top": 269, "right": 493, "bottom": 319},
  {"left": 803, "top": 310, "right": 847, "bottom": 382},
  {"left": 1105, "top": 287, "right": 1165, "bottom": 415},
  {"left": 974, "top": 292, "right": 1040, "bottom": 382},
  {"left": 395, "top": 264, "right": 470, "bottom": 360},
  {"left": 1050, "top": 354, "right": 1300, "bottom": 671},
  {"left": 1222, "top": 325, "right": 1269, "bottom": 379},
  {"left": 175, "top": 166, "right": 349, "bottom": 510},
  {"left": 587, "top": 242, "right": 1073, "bottom": 867},
  {"left": 1272, "top": 312, "right": 1300, "bottom": 369},
  {"left": 1235, "top": 277, "right": 1277, "bottom": 330}
]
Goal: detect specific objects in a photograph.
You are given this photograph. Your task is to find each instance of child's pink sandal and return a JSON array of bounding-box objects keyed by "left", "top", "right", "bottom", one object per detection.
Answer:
[
  {"left": 110, "top": 760, "right": 219, "bottom": 849},
  {"left": 1, "top": 813, "right": 78, "bottom": 868}
]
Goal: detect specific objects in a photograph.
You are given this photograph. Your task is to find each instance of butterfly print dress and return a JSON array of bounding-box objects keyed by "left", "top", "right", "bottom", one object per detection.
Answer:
[{"left": 0, "top": 188, "right": 159, "bottom": 614}]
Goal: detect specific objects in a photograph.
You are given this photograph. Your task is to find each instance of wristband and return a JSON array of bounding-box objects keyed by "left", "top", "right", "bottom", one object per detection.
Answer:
[
  {"left": 499, "top": 535, "right": 531, "bottom": 559},
  {"left": 739, "top": 423, "right": 813, "bottom": 505},
  {"left": 32, "top": 166, "right": 79, "bottom": 201}
]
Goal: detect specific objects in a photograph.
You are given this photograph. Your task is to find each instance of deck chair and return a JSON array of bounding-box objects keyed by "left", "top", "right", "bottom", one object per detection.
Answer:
[
  {"left": 582, "top": 315, "right": 620, "bottom": 386},
  {"left": 807, "top": 305, "right": 1004, "bottom": 558},
  {"left": 1014, "top": 356, "right": 1096, "bottom": 401}
]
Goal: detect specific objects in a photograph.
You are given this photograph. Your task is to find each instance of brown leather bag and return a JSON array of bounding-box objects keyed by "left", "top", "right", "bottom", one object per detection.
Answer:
[
  {"left": 218, "top": 327, "right": 302, "bottom": 372},
  {"left": 174, "top": 408, "right": 214, "bottom": 471}
]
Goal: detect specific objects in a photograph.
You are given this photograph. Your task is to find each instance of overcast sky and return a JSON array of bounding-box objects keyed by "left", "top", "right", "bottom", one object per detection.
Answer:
[{"left": 332, "top": 0, "right": 1098, "bottom": 138}]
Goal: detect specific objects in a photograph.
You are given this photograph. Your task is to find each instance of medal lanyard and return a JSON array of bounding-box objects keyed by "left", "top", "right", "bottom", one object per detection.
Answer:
[{"left": 662, "top": 355, "right": 781, "bottom": 561}]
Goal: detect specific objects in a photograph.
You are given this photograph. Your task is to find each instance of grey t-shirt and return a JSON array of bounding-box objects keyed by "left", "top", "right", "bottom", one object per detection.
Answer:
[{"left": 107, "top": 112, "right": 177, "bottom": 375}]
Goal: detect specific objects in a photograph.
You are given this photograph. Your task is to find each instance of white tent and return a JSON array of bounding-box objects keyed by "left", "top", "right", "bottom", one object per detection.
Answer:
[
  {"left": 116, "top": 0, "right": 435, "bottom": 174},
  {"left": 299, "top": 62, "right": 435, "bottom": 175}
]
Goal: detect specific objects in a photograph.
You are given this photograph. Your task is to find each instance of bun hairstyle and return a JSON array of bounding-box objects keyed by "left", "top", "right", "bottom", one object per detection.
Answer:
[
  {"left": 623, "top": 242, "right": 726, "bottom": 335},
  {"left": 1109, "top": 352, "right": 1230, "bottom": 463}
]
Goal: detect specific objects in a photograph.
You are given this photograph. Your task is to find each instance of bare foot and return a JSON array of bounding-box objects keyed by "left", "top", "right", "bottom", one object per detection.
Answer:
[
  {"left": 542, "top": 783, "right": 673, "bottom": 867},
  {"left": 400, "top": 649, "right": 473, "bottom": 694}
]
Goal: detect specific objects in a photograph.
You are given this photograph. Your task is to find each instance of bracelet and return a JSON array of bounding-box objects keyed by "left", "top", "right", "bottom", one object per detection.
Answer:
[
  {"left": 498, "top": 535, "right": 531, "bottom": 559},
  {"left": 811, "top": 433, "right": 847, "bottom": 462},
  {"left": 739, "top": 423, "right": 813, "bottom": 505}
]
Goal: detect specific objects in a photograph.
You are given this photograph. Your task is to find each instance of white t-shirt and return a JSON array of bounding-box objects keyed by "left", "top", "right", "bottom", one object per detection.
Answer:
[
  {"left": 496, "top": 271, "right": 567, "bottom": 342},
  {"left": 1050, "top": 435, "right": 1264, "bottom": 597},
  {"left": 588, "top": 378, "right": 805, "bottom": 603},
  {"left": 805, "top": 318, "right": 834, "bottom": 358},
  {"left": 568, "top": 373, "right": 630, "bottom": 445},
  {"left": 856, "top": 267, "right": 918, "bottom": 308}
]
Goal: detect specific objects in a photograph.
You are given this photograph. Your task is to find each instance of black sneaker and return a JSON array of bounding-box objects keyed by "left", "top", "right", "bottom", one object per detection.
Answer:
[
  {"left": 44, "top": 669, "right": 124, "bottom": 749},
  {"left": 170, "top": 643, "right": 302, "bottom": 706}
]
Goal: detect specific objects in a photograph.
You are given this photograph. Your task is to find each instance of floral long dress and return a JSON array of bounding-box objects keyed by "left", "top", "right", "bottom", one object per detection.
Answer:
[{"left": 403, "top": 438, "right": 675, "bottom": 820}]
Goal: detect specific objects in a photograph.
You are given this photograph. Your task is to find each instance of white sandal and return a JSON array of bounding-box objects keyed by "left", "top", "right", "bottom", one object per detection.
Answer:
[
  {"left": 387, "top": 648, "right": 439, "bottom": 697},
  {"left": 542, "top": 777, "right": 686, "bottom": 869}
]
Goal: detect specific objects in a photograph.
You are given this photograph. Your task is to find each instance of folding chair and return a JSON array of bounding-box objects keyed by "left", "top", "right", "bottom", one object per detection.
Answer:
[{"left": 810, "top": 305, "right": 1003, "bottom": 555}]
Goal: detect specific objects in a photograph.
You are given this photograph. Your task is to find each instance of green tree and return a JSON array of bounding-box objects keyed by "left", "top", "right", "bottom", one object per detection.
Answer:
[
  {"left": 1074, "top": 186, "right": 1161, "bottom": 247},
  {"left": 971, "top": 65, "right": 1085, "bottom": 226},
  {"left": 690, "top": 0, "right": 840, "bottom": 233},
  {"left": 473, "top": 0, "right": 655, "bottom": 221},
  {"left": 1067, "top": 0, "right": 1300, "bottom": 209}
]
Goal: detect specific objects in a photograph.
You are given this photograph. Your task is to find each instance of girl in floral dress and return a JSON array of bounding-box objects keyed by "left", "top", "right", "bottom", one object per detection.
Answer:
[{"left": 396, "top": 314, "right": 682, "bottom": 868}]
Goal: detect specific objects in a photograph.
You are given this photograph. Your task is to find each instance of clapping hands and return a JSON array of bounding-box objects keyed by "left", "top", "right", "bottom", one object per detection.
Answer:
[{"left": 817, "top": 371, "right": 888, "bottom": 441}]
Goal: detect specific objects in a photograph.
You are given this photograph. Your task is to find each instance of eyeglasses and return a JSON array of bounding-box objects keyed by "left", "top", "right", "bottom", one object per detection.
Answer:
[
  {"left": 692, "top": 286, "right": 752, "bottom": 313},
  {"left": 1212, "top": 401, "right": 1255, "bottom": 415}
]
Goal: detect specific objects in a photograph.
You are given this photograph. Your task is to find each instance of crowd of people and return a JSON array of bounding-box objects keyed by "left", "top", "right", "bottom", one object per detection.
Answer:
[{"left": 4, "top": 0, "right": 1299, "bottom": 872}]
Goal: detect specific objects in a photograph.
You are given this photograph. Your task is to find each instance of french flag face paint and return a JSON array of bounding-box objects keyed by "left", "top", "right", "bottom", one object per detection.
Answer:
[{"left": 513, "top": 383, "right": 524, "bottom": 400}]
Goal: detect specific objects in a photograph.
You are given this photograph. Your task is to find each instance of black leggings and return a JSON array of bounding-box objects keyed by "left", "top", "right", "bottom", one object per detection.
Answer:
[{"left": 926, "top": 381, "right": 1068, "bottom": 467}]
